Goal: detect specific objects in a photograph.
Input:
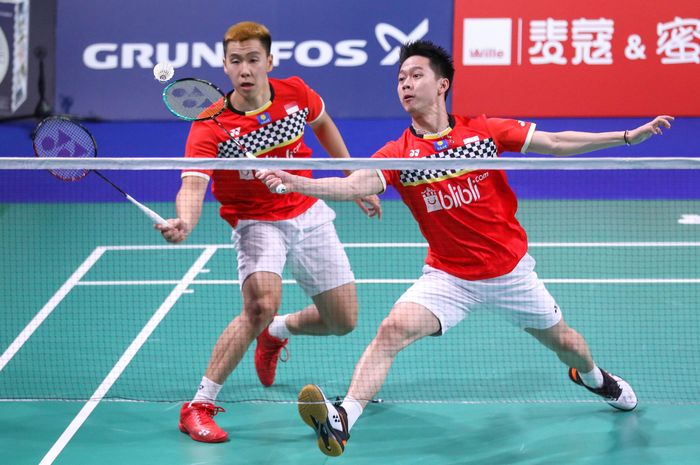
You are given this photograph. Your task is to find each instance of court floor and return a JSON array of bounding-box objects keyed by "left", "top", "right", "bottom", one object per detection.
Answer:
[{"left": 1, "top": 199, "right": 700, "bottom": 464}]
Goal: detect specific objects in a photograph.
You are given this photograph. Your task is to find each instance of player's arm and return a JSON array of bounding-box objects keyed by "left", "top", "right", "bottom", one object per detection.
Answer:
[
  {"left": 257, "top": 168, "right": 384, "bottom": 201},
  {"left": 527, "top": 115, "right": 674, "bottom": 156},
  {"left": 158, "top": 175, "right": 208, "bottom": 243},
  {"left": 309, "top": 111, "right": 382, "bottom": 218}
]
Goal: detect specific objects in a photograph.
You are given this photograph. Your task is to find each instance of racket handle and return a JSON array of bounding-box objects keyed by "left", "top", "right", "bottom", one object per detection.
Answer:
[
  {"left": 125, "top": 194, "right": 170, "bottom": 227},
  {"left": 255, "top": 168, "right": 287, "bottom": 194},
  {"left": 245, "top": 152, "right": 287, "bottom": 195}
]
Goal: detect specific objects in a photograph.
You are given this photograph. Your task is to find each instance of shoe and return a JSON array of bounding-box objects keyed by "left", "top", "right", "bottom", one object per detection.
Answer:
[
  {"left": 298, "top": 384, "right": 350, "bottom": 457},
  {"left": 254, "top": 326, "right": 289, "bottom": 387},
  {"left": 569, "top": 367, "right": 638, "bottom": 411},
  {"left": 178, "top": 402, "right": 229, "bottom": 443}
]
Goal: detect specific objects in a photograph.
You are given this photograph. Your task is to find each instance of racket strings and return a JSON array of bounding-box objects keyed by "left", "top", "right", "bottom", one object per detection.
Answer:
[
  {"left": 163, "top": 79, "right": 227, "bottom": 121},
  {"left": 33, "top": 117, "right": 97, "bottom": 182}
]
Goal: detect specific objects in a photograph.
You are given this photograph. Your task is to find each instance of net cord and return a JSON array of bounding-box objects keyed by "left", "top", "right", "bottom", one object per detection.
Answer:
[{"left": 2, "top": 157, "right": 700, "bottom": 171}]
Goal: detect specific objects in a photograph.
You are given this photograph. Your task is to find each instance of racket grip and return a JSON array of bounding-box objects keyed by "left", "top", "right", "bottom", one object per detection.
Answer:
[
  {"left": 125, "top": 194, "right": 170, "bottom": 227},
  {"left": 256, "top": 167, "right": 287, "bottom": 194}
]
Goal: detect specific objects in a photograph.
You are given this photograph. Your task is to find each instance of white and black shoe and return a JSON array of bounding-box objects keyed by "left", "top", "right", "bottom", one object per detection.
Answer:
[
  {"left": 298, "top": 384, "right": 350, "bottom": 456},
  {"left": 569, "top": 367, "right": 638, "bottom": 411}
]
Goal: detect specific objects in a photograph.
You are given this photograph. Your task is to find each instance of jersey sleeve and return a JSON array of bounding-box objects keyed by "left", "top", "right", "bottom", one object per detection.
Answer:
[
  {"left": 289, "top": 76, "right": 325, "bottom": 124},
  {"left": 484, "top": 117, "right": 537, "bottom": 154},
  {"left": 182, "top": 121, "right": 216, "bottom": 179},
  {"left": 371, "top": 140, "right": 401, "bottom": 190}
]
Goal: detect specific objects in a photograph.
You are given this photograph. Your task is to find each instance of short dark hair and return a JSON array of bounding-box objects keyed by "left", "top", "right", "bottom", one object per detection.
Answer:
[{"left": 399, "top": 40, "right": 454, "bottom": 99}]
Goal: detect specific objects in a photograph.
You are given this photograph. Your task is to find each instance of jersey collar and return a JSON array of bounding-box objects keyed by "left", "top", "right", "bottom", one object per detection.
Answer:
[
  {"left": 409, "top": 114, "right": 456, "bottom": 139},
  {"left": 226, "top": 83, "right": 275, "bottom": 116}
]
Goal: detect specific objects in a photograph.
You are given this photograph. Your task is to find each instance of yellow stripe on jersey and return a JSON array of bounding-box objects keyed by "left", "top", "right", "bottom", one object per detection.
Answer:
[
  {"left": 243, "top": 100, "right": 273, "bottom": 117},
  {"left": 421, "top": 127, "right": 453, "bottom": 140},
  {"left": 401, "top": 168, "right": 474, "bottom": 187}
]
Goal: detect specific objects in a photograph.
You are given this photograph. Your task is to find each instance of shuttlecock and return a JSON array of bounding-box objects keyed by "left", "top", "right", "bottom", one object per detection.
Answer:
[{"left": 153, "top": 62, "right": 175, "bottom": 83}]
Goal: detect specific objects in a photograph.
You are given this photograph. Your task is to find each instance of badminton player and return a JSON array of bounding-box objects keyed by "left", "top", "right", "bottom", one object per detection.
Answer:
[
  {"left": 257, "top": 40, "right": 673, "bottom": 456},
  {"left": 157, "top": 21, "right": 381, "bottom": 443}
]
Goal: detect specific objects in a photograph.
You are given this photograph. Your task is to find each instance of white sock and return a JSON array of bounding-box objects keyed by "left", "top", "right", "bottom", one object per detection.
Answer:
[
  {"left": 579, "top": 366, "right": 604, "bottom": 389},
  {"left": 341, "top": 395, "right": 364, "bottom": 431},
  {"left": 268, "top": 314, "right": 292, "bottom": 340},
  {"left": 191, "top": 376, "right": 222, "bottom": 404}
]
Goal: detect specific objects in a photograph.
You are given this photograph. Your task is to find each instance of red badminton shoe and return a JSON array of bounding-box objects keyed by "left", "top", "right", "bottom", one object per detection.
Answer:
[
  {"left": 178, "top": 402, "right": 229, "bottom": 443},
  {"left": 254, "top": 326, "right": 289, "bottom": 387}
]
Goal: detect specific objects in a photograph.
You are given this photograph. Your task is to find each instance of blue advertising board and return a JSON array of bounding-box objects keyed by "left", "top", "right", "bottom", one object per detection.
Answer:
[{"left": 54, "top": 0, "right": 452, "bottom": 120}]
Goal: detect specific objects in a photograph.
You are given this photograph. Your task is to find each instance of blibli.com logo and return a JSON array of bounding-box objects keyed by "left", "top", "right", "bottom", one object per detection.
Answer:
[
  {"left": 422, "top": 174, "right": 489, "bottom": 213},
  {"left": 83, "top": 20, "right": 429, "bottom": 70}
]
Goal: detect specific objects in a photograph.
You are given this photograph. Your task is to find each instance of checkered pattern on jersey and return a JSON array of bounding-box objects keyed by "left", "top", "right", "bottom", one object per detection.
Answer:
[
  {"left": 399, "top": 138, "right": 498, "bottom": 185},
  {"left": 217, "top": 109, "right": 310, "bottom": 158}
]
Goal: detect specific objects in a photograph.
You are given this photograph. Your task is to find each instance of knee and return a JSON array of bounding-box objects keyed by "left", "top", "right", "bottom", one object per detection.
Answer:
[
  {"left": 374, "top": 316, "right": 411, "bottom": 351},
  {"left": 319, "top": 301, "right": 357, "bottom": 336},
  {"left": 243, "top": 297, "right": 279, "bottom": 329},
  {"left": 335, "top": 315, "right": 356, "bottom": 335}
]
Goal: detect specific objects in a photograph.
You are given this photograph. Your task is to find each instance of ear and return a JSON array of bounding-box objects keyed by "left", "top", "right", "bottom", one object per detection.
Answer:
[
  {"left": 438, "top": 77, "right": 450, "bottom": 96},
  {"left": 266, "top": 53, "right": 274, "bottom": 72}
]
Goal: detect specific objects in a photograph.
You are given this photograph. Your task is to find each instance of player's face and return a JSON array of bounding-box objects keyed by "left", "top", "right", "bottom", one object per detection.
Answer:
[
  {"left": 397, "top": 55, "right": 446, "bottom": 114},
  {"left": 224, "top": 39, "right": 274, "bottom": 98}
]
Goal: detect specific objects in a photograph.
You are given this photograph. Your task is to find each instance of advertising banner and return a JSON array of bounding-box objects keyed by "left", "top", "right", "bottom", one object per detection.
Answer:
[
  {"left": 0, "top": 0, "right": 29, "bottom": 114},
  {"left": 453, "top": 0, "right": 700, "bottom": 117},
  {"left": 55, "top": 0, "right": 451, "bottom": 120}
]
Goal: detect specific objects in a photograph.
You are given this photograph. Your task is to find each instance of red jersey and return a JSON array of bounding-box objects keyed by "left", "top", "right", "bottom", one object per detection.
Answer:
[
  {"left": 183, "top": 76, "right": 323, "bottom": 227},
  {"left": 373, "top": 114, "right": 536, "bottom": 280}
]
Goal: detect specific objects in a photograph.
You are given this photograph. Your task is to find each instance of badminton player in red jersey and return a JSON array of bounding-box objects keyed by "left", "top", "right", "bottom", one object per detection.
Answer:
[
  {"left": 258, "top": 40, "right": 673, "bottom": 456},
  {"left": 157, "top": 21, "right": 381, "bottom": 443}
]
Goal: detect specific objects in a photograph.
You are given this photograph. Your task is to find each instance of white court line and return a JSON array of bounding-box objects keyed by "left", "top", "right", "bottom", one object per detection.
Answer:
[
  {"left": 0, "top": 247, "right": 107, "bottom": 372},
  {"left": 100, "top": 241, "right": 700, "bottom": 251},
  {"left": 39, "top": 246, "right": 217, "bottom": 465}
]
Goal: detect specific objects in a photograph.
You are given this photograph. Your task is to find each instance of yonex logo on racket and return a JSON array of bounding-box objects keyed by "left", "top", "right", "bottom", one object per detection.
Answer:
[{"left": 37, "top": 129, "right": 90, "bottom": 158}]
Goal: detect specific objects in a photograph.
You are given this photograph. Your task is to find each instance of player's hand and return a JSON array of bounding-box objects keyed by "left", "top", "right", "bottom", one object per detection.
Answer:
[
  {"left": 256, "top": 169, "right": 293, "bottom": 194},
  {"left": 156, "top": 218, "right": 190, "bottom": 243},
  {"left": 354, "top": 195, "right": 382, "bottom": 219},
  {"left": 627, "top": 115, "right": 674, "bottom": 145}
]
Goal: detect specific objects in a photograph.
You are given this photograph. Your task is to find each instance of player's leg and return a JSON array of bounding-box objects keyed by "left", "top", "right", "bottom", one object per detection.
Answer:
[
  {"left": 285, "top": 282, "right": 358, "bottom": 335},
  {"left": 180, "top": 222, "right": 287, "bottom": 441},
  {"left": 526, "top": 320, "right": 637, "bottom": 411},
  {"left": 298, "top": 302, "right": 440, "bottom": 457},
  {"left": 179, "top": 272, "right": 283, "bottom": 442},
  {"left": 347, "top": 302, "right": 440, "bottom": 402},
  {"left": 255, "top": 202, "right": 357, "bottom": 385},
  {"left": 282, "top": 202, "right": 357, "bottom": 336},
  {"left": 495, "top": 254, "right": 637, "bottom": 410},
  {"left": 298, "top": 266, "right": 471, "bottom": 456},
  {"left": 205, "top": 271, "right": 283, "bottom": 383}
]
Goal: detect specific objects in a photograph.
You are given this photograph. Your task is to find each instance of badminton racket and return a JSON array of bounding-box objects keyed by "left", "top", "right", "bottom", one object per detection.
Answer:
[
  {"left": 162, "top": 77, "right": 287, "bottom": 194},
  {"left": 32, "top": 116, "right": 170, "bottom": 227}
]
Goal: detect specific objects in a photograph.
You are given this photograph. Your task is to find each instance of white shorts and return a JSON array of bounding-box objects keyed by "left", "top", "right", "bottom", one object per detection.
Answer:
[
  {"left": 396, "top": 254, "right": 562, "bottom": 334},
  {"left": 230, "top": 200, "right": 355, "bottom": 297}
]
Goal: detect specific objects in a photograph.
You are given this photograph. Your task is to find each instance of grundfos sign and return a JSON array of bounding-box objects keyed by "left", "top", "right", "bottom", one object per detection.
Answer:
[
  {"left": 81, "top": 20, "right": 429, "bottom": 70},
  {"left": 55, "top": 0, "right": 450, "bottom": 120}
]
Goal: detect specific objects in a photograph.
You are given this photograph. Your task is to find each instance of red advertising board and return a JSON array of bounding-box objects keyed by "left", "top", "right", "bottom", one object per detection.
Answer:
[{"left": 452, "top": 0, "right": 700, "bottom": 117}]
